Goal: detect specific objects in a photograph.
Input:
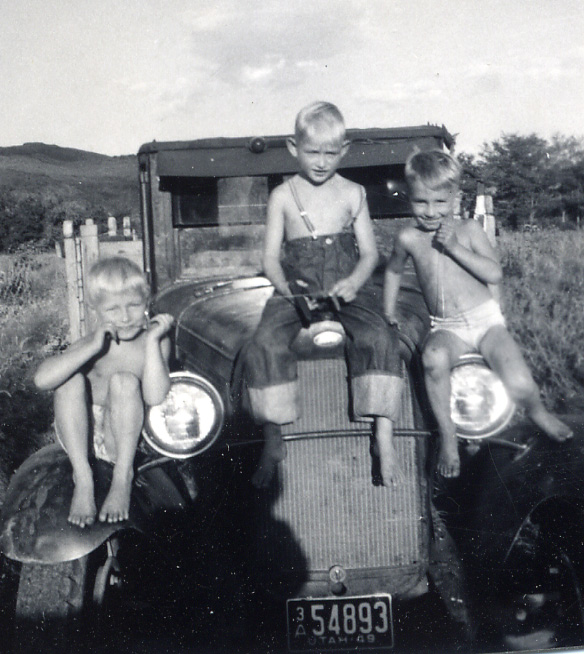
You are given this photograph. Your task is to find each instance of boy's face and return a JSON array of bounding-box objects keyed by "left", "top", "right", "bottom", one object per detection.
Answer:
[
  {"left": 287, "top": 128, "right": 348, "bottom": 185},
  {"left": 408, "top": 179, "right": 458, "bottom": 231},
  {"left": 94, "top": 288, "right": 148, "bottom": 341}
]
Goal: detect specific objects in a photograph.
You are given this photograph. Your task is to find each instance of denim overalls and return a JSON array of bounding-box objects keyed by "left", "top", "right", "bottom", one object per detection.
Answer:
[{"left": 244, "top": 181, "right": 402, "bottom": 425}]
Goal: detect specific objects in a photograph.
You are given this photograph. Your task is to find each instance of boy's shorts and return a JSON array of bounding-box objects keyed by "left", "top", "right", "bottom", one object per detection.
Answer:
[
  {"left": 55, "top": 404, "right": 116, "bottom": 464},
  {"left": 429, "top": 298, "right": 506, "bottom": 351}
]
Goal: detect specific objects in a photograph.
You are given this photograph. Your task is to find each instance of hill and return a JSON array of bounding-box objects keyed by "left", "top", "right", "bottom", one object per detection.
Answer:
[{"left": 0, "top": 143, "right": 139, "bottom": 219}]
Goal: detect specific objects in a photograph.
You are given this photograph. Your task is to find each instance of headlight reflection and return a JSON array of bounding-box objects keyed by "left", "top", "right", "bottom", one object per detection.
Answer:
[
  {"left": 145, "top": 372, "right": 224, "bottom": 458},
  {"left": 450, "top": 354, "right": 515, "bottom": 439}
]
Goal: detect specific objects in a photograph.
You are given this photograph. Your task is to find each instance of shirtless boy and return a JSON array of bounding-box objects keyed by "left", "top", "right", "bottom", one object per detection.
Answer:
[
  {"left": 245, "top": 101, "right": 403, "bottom": 488},
  {"left": 384, "top": 150, "right": 572, "bottom": 478},
  {"left": 34, "top": 256, "right": 174, "bottom": 527}
]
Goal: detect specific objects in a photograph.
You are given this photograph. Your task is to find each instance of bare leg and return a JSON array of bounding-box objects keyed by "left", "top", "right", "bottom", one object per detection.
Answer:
[
  {"left": 373, "top": 417, "right": 404, "bottom": 486},
  {"left": 252, "top": 422, "right": 287, "bottom": 489},
  {"left": 481, "top": 327, "right": 573, "bottom": 442},
  {"left": 55, "top": 374, "right": 96, "bottom": 528},
  {"left": 98, "top": 372, "right": 143, "bottom": 523},
  {"left": 423, "top": 331, "right": 471, "bottom": 478}
]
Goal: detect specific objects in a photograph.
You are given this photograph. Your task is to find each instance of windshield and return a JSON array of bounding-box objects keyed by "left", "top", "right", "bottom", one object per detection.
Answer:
[{"left": 170, "top": 172, "right": 411, "bottom": 280}]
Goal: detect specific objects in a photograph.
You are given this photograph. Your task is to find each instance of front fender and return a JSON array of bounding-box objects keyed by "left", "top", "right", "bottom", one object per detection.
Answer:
[
  {"left": 452, "top": 415, "right": 584, "bottom": 562},
  {"left": 0, "top": 444, "right": 189, "bottom": 564}
]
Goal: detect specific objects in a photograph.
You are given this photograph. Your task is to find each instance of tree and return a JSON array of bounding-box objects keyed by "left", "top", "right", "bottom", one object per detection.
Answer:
[
  {"left": 547, "top": 135, "right": 584, "bottom": 226},
  {"left": 457, "top": 152, "right": 481, "bottom": 219},
  {"left": 478, "top": 133, "right": 551, "bottom": 229},
  {"left": 0, "top": 192, "right": 45, "bottom": 251},
  {"left": 463, "top": 133, "right": 584, "bottom": 230},
  {"left": 0, "top": 188, "right": 110, "bottom": 252}
]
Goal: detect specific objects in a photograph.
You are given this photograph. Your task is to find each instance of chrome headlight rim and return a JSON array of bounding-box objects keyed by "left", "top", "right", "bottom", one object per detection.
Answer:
[
  {"left": 144, "top": 371, "right": 224, "bottom": 459},
  {"left": 450, "top": 353, "right": 515, "bottom": 441}
]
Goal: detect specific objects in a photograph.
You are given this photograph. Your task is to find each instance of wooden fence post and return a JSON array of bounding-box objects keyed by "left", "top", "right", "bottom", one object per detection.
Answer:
[
  {"left": 79, "top": 220, "right": 99, "bottom": 336},
  {"left": 483, "top": 193, "right": 496, "bottom": 246},
  {"left": 107, "top": 216, "right": 117, "bottom": 237},
  {"left": 473, "top": 184, "right": 497, "bottom": 246},
  {"left": 63, "top": 220, "right": 82, "bottom": 342}
]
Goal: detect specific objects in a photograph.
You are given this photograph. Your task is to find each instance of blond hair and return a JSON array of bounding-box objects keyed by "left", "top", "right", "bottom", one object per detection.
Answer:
[
  {"left": 86, "top": 256, "right": 149, "bottom": 307},
  {"left": 294, "top": 101, "right": 346, "bottom": 144},
  {"left": 405, "top": 150, "right": 461, "bottom": 191}
]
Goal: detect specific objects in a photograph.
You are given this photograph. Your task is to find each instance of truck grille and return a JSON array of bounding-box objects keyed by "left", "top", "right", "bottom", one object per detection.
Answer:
[
  {"left": 281, "top": 358, "right": 414, "bottom": 436},
  {"left": 256, "top": 358, "right": 427, "bottom": 590}
]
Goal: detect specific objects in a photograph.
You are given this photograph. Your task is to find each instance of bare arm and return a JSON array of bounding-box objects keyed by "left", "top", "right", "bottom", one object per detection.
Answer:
[
  {"left": 34, "top": 327, "right": 113, "bottom": 391},
  {"left": 383, "top": 231, "right": 409, "bottom": 321},
  {"left": 141, "top": 314, "right": 173, "bottom": 406},
  {"left": 330, "top": 190, "right": 378, "bottom": 302},
  {"left": 261, "top": 187, "right": 292, "bottom": 297},
  {"left": 435, "top": 219, "right": 502, "bottom": 285},
  {"left": 141, "top": 315, "right": 173, "bottom": 406}
]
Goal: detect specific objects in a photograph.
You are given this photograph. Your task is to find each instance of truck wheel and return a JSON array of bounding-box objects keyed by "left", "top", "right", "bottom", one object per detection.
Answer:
[
  {"left": 11, "top": 536, "right": 131, "bottom": 653},
  {"left": 496, "top": 521, "right": 584, "bottom": 651},
  {"left": 13, "top": 557, "right": 89, "bottom": 653}
]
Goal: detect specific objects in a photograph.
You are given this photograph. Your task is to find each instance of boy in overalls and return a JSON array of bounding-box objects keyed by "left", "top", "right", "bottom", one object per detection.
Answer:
[{"left": 245, "top": 102, "right": 403, "bottom": 488}]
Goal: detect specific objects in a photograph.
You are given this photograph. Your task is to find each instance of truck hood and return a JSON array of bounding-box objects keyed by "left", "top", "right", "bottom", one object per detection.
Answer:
[{"left": 153, "top": 274, "right": 430, "bottom": 385}]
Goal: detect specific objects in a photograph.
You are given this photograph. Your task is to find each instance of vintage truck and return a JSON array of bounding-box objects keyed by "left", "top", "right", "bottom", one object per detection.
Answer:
[{"left": 1, "top": 125, "right": 584, "bottom": 653}]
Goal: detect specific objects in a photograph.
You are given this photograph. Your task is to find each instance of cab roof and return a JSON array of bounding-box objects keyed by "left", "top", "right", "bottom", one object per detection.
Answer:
[{"left": 138, "top": 125, "right": 454, "bottom": 178}]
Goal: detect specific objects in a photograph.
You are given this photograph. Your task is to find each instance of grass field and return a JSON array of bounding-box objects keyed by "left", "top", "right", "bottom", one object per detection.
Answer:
[
  {"left": 497, "top": 228, "right": 584, "bottom": 410},
  {"left": 0, "top": 228, "right": 583, "bottom": 497},
  {"left": 0, "top": 250, "right": 68, "bottom": 496}
]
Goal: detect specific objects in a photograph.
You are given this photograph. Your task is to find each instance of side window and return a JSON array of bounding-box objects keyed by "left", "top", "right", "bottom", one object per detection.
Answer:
[
  {"left": 172, "top": 178, "right": 218, "bottom": 226},
  {"left": 171, "top": 176, "right": 269, "bottom": 227},
  {"left": 342, "top": 165, "right": 410, "bottom": 218},
  {"left": 217, "top": 177, "right": 268, "bottom": 225},
  {"left": 173, "top": 176, "right": 270, "bottom": 279}
]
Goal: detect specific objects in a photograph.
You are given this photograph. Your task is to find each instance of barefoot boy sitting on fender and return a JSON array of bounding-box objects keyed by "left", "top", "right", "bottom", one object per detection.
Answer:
[
  {"left": 34, "top": 256, "right": 174, "bottom": 527},
  {"left": 384, "top": 150, "right": 572, "bottom": 478}
]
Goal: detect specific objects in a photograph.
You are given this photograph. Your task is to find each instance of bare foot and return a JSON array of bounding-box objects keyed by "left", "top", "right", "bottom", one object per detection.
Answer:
[
  {"left": 530, "top": 408, "right": 573, "bottom": 442},
  {"left": 380, "top": 456, "right": 405, "bottom": 487},
  {"left": 68, "top": 475, "right": 97, "bottom": 528},
  {"left": 374, "top": 441, "right": 405, "bottom": 487},
  {"left": 437, "top": 434, "right": 460, "bottom": 478},
  {"left": 252, "top": 432, "right": 287, "bottom": 489},
  {"left": 99, "top": 470, "right": 133, "bottom": 523}
]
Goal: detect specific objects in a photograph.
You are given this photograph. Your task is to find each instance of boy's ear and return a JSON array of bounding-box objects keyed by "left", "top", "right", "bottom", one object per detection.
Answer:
[
  {"left": 286, "top": 137, "right": 298, "bottom": 158},
  {"left": 341, "top": 140, "right": 350, "bottom": 157}
]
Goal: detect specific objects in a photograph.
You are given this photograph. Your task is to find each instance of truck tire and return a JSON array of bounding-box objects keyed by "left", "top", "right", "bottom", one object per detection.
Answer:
[
  {"left": 496, "top": 517, "right": 584, "bottom": 651},
  {"left": 13, "top": 557, "right": 89, "bottom": 654}
]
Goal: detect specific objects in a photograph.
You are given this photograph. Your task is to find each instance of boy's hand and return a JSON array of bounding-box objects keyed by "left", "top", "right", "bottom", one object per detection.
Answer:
[
  {"left": 434, "top": 219, "right": 459, "bottom": 254},
  {"left": 330, "top": 277, "right": 358, "bottom": 303},
  {"left": 92, "top": 323, "right": 119, "bottom": 349},
  {"left": 146, "top": 313, "right": 174, "bottom": 340}
]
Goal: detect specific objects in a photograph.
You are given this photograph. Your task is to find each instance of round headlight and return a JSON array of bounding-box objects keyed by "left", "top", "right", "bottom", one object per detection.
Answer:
[
  {"left": 450, "top": 354, "right": 515, "bottom": 440},
  {"left": 144, "top": 372, "right": 224, "bottom": 458}
]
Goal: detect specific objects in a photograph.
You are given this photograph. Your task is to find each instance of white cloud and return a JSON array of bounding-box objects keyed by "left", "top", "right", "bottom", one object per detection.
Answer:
[{"left": 241, "top": 59, "right": 286, "bottom": 83}]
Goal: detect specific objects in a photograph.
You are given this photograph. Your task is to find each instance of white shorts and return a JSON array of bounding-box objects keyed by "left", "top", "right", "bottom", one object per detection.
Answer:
[
  {"left": 55, "top": 404, "right": 115, "bottom": 463},
  {"left": 429, "top": 299, "right": 506, "bottom": 351}
]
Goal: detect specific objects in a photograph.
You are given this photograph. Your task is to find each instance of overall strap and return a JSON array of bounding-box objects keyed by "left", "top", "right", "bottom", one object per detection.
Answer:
[{"left": 288, "top": 179, "right": 318, "bottom": 239}]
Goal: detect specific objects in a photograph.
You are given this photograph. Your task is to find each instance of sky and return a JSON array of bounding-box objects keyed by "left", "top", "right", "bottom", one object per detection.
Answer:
[{"left": 1, "top": 0, "right": 583, "bottom": 156}]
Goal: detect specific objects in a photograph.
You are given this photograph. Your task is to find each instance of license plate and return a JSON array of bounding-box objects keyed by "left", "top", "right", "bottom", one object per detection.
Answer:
[{"left": 287, "top": 594, "right": 393, "bottom": 651}]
